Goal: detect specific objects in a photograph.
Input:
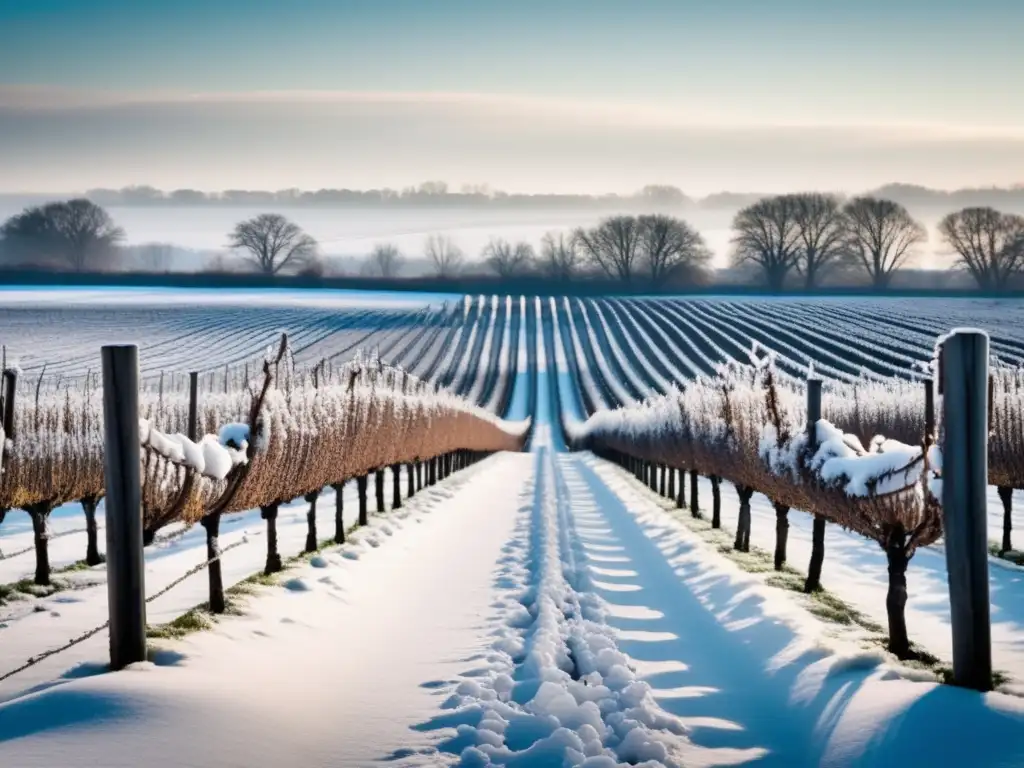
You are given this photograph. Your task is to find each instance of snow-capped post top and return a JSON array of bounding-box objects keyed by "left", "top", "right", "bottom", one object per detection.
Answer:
[
  {"left": 935, "top": 327, "right": 989, "bottom": 395},
  {"left": 806, "top": 377, "right": 822, "bottom": 449}
]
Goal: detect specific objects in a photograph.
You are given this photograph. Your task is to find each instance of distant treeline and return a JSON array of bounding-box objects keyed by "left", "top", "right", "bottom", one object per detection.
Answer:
[
  {"left": 2, "top": 196, "right": 1022, "bottom": 294},
  {"left": 0, "top": 267, "right": 1018, "bottom": 299},
  {"left": 4, "top": 182, "right": 1024, "bottom": 212}
]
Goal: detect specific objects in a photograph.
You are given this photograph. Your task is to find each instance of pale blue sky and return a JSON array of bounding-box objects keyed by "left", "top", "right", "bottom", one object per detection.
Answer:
[{"left": 2, "top": 0, "right": 1022, "bottom": 193}]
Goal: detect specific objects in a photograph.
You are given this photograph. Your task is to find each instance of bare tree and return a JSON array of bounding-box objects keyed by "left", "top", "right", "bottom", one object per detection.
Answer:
[
  {"left": 227, "top": 213, "right": 317, "bottom": 275},
  {"left": 132, "top": 242, "right": 176, "bottom": 272},
  {"left": 362, "top": 242, "right": 404, "bottom": 278},
  {"left": 730, "top": 196, "right": 802, "bottom": 290},
  {"left": 0, "top": 199, "right": 124, "bottom": 272},
  {"left": 482, "top": 238, "right": 534, "bottom": 278},
  {"left": 575, "top": 216, "right": 643, "bottom": 282},
  {"left": 844, "top": 197, "right": 925, "bottom": 289},
  {"left": 540, "top": 231, "right": 583, "bottom": 280},
  {"left": 790, "top": 194, "right": 849, "bottom": 289},
  {"left": 637, "top": 214, "right": 712, "bottom": 282},
  {"left": 424, "top": 234, "right": 464, "bottom": 277},
  {"left": 939, "top": 207, "right": 1024, "bottom": 291}
]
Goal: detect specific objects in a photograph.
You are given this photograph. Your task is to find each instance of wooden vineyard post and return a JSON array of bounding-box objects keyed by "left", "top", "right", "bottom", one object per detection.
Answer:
[
  {"left": 188, "top": 371, "right": 199, "bottom": 441},
  {"left": 924, "top": 377, "right": 935, "bottom": 441},
  {"left": 101, "top": 344, "right": 146, "bottom": 671},
  {"left": 804, "top": 378, "right": 826, "bottom": 593},
  {"left": 1, "top": 367, "right": 16, "bottom": 524},
  {"left": 940, "top": 330, "right": 993, "bottom": 691},
  {"left": 2, "top": 367, "right": 16, "bottom": 443}
]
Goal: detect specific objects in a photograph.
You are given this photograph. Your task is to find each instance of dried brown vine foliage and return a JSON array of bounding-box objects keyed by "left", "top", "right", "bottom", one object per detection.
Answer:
[
  {"left": 579, "top": 361, "right": 943, "bottom": 553},
  {"left": 1, "top": 345, "right": 525, "bottom": 533}
]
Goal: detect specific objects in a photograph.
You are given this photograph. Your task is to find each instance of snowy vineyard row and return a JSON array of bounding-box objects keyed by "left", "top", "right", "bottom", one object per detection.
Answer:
[
  {"left": 562, "top": 344, "right": 1024, "bottom": 663},
  {"left": 7, "top": 293, "right": 1024, "bottom": 402},
  {"left": 0, "top": 337, "right": 529, "bottom": 589}
]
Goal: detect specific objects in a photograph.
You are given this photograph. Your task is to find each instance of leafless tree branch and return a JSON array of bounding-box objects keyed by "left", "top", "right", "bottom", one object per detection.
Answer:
[
  {"left": 844, "top": 197, "right": 926, "bottom": 289},
  {"left": 227, "top": 213, "right": 317, "bottom": 275}
]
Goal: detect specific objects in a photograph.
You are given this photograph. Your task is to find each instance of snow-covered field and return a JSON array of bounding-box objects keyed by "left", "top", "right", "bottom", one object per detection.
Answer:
[{"left": 2, "top": 289, "right": 1024, "bottom": 766}]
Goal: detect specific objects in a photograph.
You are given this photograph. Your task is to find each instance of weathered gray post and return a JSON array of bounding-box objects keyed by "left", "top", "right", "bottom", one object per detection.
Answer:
[
  {"left": 0, "top": 370, "right": 16, "bottom": 526},
  {"left": 924, "top": 377, "right": 935, "bottom": 440},
  {"left": 2, "top": 368, "right": 16, "bottom": 442},
  {"left": 804, "top": 378, "right": 826, "bottom": 593},
  {"left": 188, "top": 371, "right": 199, "bottom": 440},
  {"left": 940, "top": 330, "right": 992, "bottom": 691},
  {"left": 102, "top": 344, "right": 146, "bottom": 671}
]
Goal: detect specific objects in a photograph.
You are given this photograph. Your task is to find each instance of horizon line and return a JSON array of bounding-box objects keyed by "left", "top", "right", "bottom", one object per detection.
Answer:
[{"left": 2, "top": 181, "right": 1023, "bottom": 201}]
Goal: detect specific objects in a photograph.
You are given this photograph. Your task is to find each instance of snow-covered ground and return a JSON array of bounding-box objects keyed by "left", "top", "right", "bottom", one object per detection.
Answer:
[
  {"left": 3, "top": 292, "right": 1024, "bottom": 766},
  {"left": 3, "top": 361, "right": 1024, "bottom": 766},
  {"left": 607, "top": 472, "right": 1024, "bottom": 688},
  {"left": 0, "top": 455, "right": 537, "bottom": 765}
]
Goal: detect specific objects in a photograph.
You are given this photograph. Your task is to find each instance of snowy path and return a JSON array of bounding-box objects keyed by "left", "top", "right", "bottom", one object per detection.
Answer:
[
  {"left": 0, "top": 453, "right": 534, "bottom": 766},
  {"left": 561, "top": 453, "right": 1024, "bottom": 767}
]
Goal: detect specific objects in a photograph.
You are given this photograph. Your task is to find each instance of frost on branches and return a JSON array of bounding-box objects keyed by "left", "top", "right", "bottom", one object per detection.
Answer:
[{"left": 0, "top": 335, "right": 529, "bottom": 543}]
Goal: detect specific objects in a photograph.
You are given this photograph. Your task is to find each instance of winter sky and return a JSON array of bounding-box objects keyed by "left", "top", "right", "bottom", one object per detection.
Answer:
[{"left": 1, "top": 0, "right": 1022, "bottom": 195}]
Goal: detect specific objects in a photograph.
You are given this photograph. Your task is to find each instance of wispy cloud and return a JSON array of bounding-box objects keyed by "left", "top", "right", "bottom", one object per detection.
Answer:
[
  {"left": 1, "top": 86, "right": 1022, "bottom": 195},
  {"left": 3, "top": 85, "right": 1023, "bottom": 141}
]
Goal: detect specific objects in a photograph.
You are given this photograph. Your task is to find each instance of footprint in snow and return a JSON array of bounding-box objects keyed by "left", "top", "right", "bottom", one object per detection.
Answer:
[
  {"left": 342, "top": 550, "right": 361, "bottom": 561},
  {"left": 366, "top": 537, "right": 381, "bottom": 548},
  {"left": 310, "top": 555, "right": 329, "bottom": 568},
  {"left": 318, "top": 575, "right": 344, "bottom": 590},
  {"left": 283, "top": 578, "right": 312, "bottom": 592}
]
